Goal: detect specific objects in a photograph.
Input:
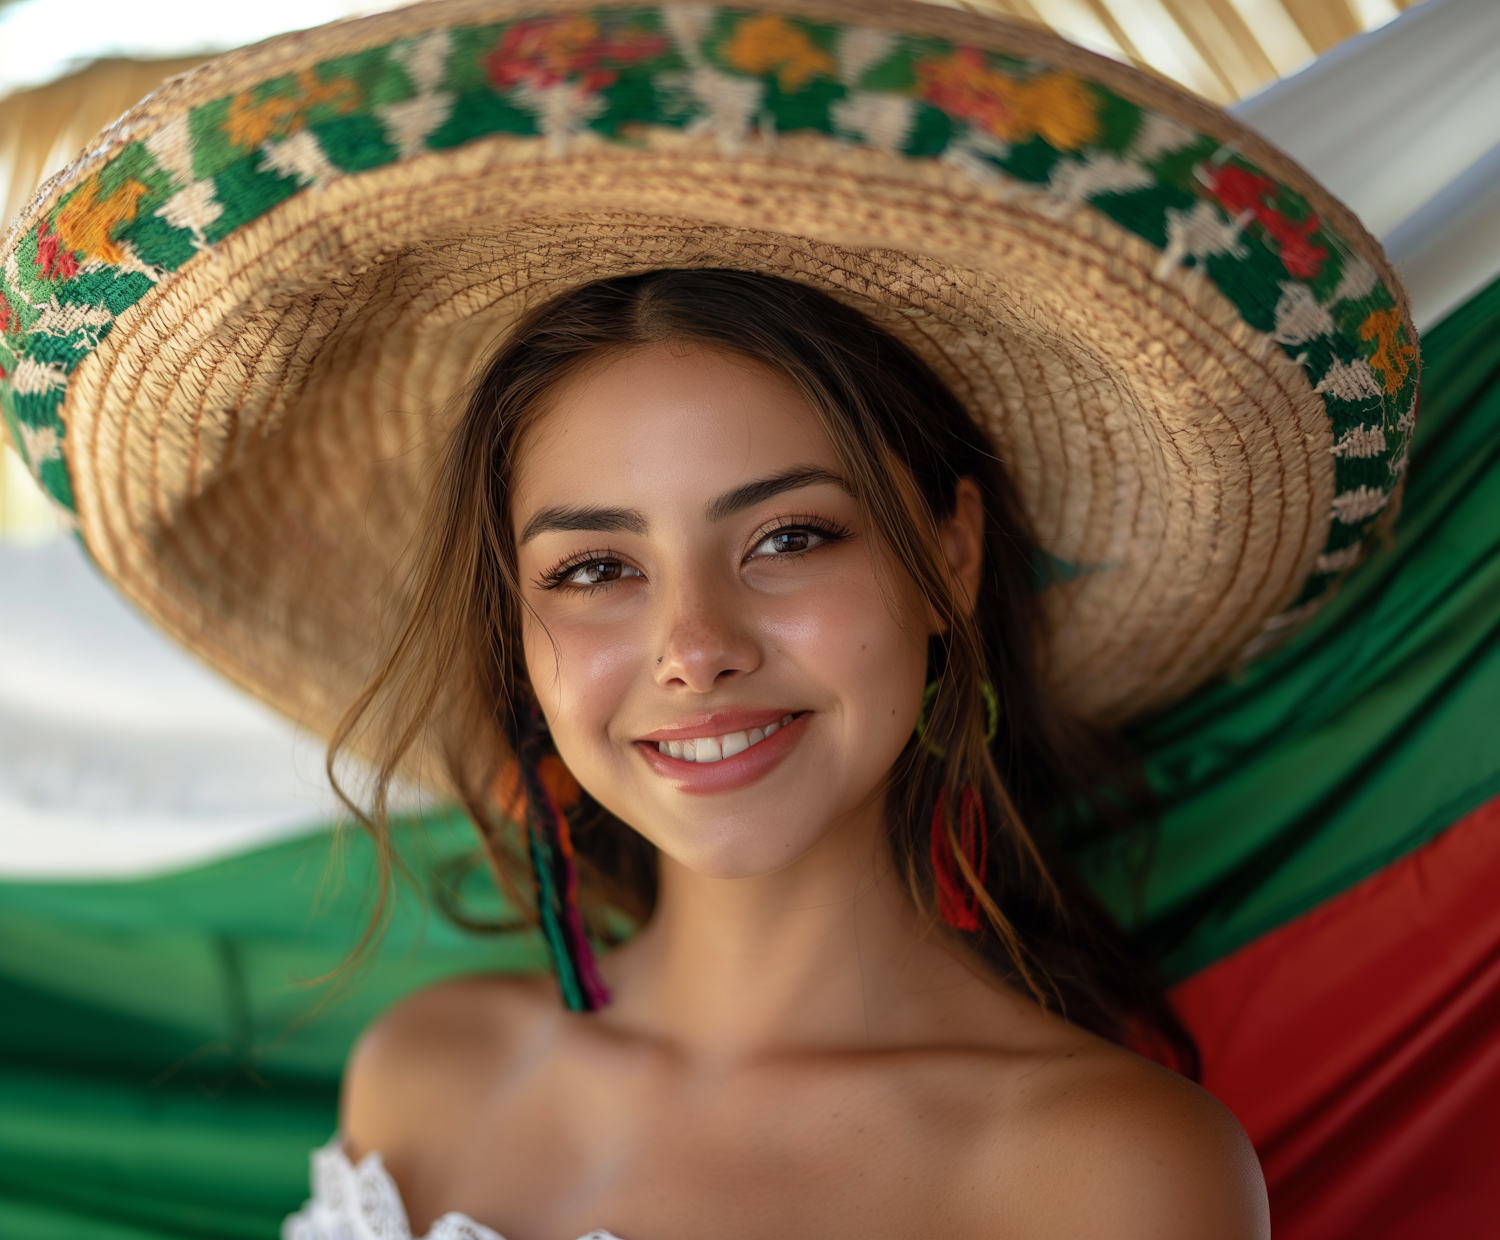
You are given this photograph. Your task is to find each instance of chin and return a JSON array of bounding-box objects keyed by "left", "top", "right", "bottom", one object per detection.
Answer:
[{"left": 645, "top": 811, "right": 832, "bottom": 881}]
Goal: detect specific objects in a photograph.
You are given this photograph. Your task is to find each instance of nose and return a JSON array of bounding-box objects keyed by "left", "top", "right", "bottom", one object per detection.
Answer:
[{"left": 654, "top": 577, "right": 760, "bottom": 692}]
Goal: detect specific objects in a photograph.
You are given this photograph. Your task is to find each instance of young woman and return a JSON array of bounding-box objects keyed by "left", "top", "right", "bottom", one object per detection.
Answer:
[
  {"left": 311, "top": 269, "right": 1268, "bottom": 1239},
  {"left": 1, "top": 1, "right": 1414, "bottom": 1237}
]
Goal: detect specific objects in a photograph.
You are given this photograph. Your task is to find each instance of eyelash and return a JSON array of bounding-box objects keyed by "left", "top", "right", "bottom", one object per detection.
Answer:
[{"left": 535, "top": 516, "right": 853, "bottom": 591}]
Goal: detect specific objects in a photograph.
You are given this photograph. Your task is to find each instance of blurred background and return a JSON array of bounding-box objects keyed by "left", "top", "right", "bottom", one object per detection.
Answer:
[{"left": 3, "top": 0, "right": 1500, "bottom": 1236}]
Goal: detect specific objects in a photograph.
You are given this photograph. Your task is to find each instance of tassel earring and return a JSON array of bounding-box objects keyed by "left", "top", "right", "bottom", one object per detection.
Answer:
[
  {"left": 930, "top": 785, "right": 989, "bottom": 932},
  {"left": 516, "top": 713, "right": 610, "bottom": 1012}
]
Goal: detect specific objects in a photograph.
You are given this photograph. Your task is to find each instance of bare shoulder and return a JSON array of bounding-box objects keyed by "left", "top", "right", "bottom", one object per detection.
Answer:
[
  {"left": 959, "top": 1038, "right": 1269, "bottom": 1240},
  {"left": 342, "top": 972, "right": 556, "bottom": 1164}
]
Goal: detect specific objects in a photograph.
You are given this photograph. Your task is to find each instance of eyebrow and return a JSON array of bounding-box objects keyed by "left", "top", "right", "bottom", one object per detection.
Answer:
[
  {"left": 704, "top": 466, "right": 849, "bottom": 523},
  {"left": 518, "top": 466, "right": 848, "bottom": 544},
  {"left": 519, "top": 506, "right": 647, "bottom": 544}
]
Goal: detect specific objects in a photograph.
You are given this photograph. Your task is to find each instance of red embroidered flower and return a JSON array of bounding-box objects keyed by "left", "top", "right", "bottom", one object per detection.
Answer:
[
  {"left": 1206, "top": 164, "right": 1327, "bottom": 280},
  {"left": 34, "top": 221, "right": 80, "bottom": 282},
  {"left": 0, "top": 292, "right": 13, "bottom": 336},
  {"left": 485, "top": 15, "right": 667, "bottom": 94}
]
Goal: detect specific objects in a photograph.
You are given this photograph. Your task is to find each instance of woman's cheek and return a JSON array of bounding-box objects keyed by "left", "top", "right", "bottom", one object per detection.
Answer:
[
  {"left": 764, "top": 573, "right": 927, "bottom": 758},
  {"left": 523, "top": 610, "right": 641, "bottom": 766}
]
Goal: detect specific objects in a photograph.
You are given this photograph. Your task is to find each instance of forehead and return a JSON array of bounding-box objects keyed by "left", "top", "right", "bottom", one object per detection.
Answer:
[{"left": 511, "top": 343, "right": 836, "bottom": 515}]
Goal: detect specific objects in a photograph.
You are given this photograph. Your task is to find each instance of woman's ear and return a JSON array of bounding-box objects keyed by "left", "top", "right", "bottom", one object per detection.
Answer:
[{"left": 939, "top": 477, "right": 985, "bottom": 615}]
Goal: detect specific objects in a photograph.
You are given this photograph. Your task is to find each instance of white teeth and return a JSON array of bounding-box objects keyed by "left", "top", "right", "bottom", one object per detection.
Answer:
[{"left": 656, "top": 715, "right": 798, "bottom": 763}]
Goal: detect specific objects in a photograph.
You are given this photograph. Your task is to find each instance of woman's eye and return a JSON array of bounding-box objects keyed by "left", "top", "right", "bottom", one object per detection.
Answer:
[
  {"left": 749, "top": 527, "right": 826, "bottom": 558},
  {"left": 563, "top": 560, "right": 641, "bottom": 587}
]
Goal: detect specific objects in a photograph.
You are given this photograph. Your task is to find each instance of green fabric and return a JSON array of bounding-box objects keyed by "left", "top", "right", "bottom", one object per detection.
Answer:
[
  {"left": 0, "top": 811, "right": 545, "bottom": 1237},
  {"left": 2, "top": 277, "right": 1497, "bottom": 1240},
  {"left": 1076, "top": 270, "right": 1500, "bottom": 978}
]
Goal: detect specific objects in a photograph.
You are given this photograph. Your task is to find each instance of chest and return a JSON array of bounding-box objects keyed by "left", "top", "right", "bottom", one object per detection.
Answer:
[{"left": 403, "top": 1057, "right": 1002, "bottom": 1240}]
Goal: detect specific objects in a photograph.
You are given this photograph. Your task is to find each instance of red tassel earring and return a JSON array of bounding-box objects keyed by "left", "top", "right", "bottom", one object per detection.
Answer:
[{"left": 930, "top": 785, "right": 989, "bottom": 931}]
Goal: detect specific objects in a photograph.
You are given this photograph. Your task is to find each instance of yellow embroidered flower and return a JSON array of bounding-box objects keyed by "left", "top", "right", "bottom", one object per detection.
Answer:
[
  {"left": 723, "top": 13, "right": 835, "bottom": 93},
  {"left": 917, "top": 49, "right": 1098, "bottom": 152},
  {"left": 1360, "top": 307, "right": 1416, "bottom": 395},
  {"left": 53, "top": 176, "right": 151, "bottom": 267},
  {"left": 223, "top": 68, "right": 359, "bottom": 151}
]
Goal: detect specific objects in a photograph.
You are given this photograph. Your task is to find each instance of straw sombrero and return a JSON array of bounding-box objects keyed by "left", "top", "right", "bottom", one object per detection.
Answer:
[{"left": 0, "top": 0, "right": 1417, "bottom": 729}]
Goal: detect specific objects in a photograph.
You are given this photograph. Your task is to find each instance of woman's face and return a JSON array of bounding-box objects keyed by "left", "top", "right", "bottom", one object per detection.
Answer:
[{"left": 511, "top": 343, "right": 933, "bottom": 879}]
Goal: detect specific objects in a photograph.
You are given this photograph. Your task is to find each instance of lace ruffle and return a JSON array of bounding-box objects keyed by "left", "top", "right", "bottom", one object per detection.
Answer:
[{"left": 283, "top": 1140, "right": 622, "bottom": 1240}]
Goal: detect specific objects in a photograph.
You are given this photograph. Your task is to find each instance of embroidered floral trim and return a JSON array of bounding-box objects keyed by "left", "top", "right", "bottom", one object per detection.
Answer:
[{"left": 0, "top": 5, "right": 1415, "bottom": 612}]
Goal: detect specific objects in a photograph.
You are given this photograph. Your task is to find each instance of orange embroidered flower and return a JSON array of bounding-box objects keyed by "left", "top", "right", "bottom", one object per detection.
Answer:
[
  {"left": 722, "top": 13, "right": 835, "bottom": 93},
  {"left": 223, "top": 68, "right": 359, "bottom": 151},
  {"left": 486, "top": 15, "right": 667, "bottom": 93},
  {"left": 35, "top": 175, "right": 151, "bottom": 276},
  {"left": 1360, "top": 307, "right": 1415, "bottom": 395},
  {"left": 917, "top": 49, "right": 1098, "bottom": 151}
]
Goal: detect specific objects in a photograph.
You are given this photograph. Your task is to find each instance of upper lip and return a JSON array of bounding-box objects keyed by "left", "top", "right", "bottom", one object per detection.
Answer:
[{"left": 638, "top": 709, "right": 801, "bottom": 742}]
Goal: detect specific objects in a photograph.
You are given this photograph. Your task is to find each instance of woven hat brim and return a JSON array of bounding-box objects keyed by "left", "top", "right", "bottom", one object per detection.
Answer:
[{"left": 0, "top": 0, "right": 1418, "bottom": 731}]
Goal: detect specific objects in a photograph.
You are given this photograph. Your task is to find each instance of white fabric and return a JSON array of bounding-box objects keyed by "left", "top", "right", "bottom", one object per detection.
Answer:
[
  {"left": 283, "top": 1141, "right": 623, "bottom": 1240},
  {"left": 1232, "top": 0, "right": 1500, "bottom": 328},
  {"left": 0, "top": 539, "right": 336, "bottom": 877}
]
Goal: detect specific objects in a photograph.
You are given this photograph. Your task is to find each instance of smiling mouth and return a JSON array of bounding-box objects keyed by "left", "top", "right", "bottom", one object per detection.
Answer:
[{"left": 653, "top": 714, "right": 797, "bottom": 764}]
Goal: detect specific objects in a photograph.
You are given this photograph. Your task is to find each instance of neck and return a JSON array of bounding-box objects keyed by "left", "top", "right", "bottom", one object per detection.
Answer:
[{"left": 601, "top": 798, "right": 987, "bottom": 1060}]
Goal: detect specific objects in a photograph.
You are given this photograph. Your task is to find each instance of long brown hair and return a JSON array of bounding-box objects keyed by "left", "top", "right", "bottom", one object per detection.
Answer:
[{"left": 331, "top": 267, "right": 1196, "bottom": 1073}]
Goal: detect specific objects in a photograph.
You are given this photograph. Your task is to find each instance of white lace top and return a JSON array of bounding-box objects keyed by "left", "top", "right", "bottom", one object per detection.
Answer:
[{"left": 283, "top": 1140, "right": 624, "bottom": 1240}]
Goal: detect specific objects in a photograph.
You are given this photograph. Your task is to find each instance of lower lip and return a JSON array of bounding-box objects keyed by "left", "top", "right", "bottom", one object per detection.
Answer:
[{"left": 636, "top": 714, "right": 809, "bottom": 795}]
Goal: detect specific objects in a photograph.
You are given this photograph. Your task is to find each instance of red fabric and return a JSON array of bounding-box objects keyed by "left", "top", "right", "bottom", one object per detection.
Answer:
[{"left": 1171, "top": 796, "right": 1500, "bottom": 1237}]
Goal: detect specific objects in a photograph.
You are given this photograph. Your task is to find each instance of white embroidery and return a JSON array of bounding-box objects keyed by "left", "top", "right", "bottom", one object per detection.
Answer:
[
  {"left": 1314, "top": 356, "right": 1383, "bottom": 403},
  {"left": 512, "top": 81, "right": 608, "bottom": 156},
  {"left": 9, "top": 356, "right": 68, "bottom": 397},
  {"left": 1314, "top": 543, "right": 1363, "bottom": 574},
  {"left": 380, "top": 32, "right": 457, "bottom": 157},
  {"left": 156, "top": 179, "right": 224, "bottom": 248},
  {"left": 14, "top": 420, "right": 61, "bottom": 468},
  {"left": 1330, "top": 252, "right": 1378, "bottom": 305},
  {"left": 379, "top": 93, "right": 456, "bottom": 158},
  {"left": 1331, "top": 485, "right": 1390, "bottom": 524},
  {"left": 1155, "top": 200, "right": 1248, "bottom": 281},
  {"left": 1331, "top": 424, "right": 1387, "bottom": 458},
  {"left": 941, "top": 124, "right": 1011, "bottom": 184},
  {"left": 260, "top": 131, "right": 339, "bottom": 190},
  {"left": 831, "top": 91, "right": 915, "bottom": 154},
  {"left": 663, "top": 5, "right": 713, "bottom": 65},
  {"left": 282, "top": 1141, "right": 625, "bottom": 1240},
  {"left": 1042, "top": 151, "right": 1152, "bottom": 216},
  {"left": 30, "top": 298, "right": 114, "bottom": 346},
  {"left": 143, "top": 114, "right": 198, "bottom": 187},
  {"left": 682, "top": 66, "right": 765, "bottom": 156},
  {"left": 836, "top": 27, "right": 897, "bottom": 86},
  {"left": 1131, "top": 112, "right": 1197, "bottom": 163},
  {"left": 1272, "top": 282, "right": 1334, "bottom": 345},
  {"left": 393, "top": 29, "right": 451, "bottom": 94}
]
